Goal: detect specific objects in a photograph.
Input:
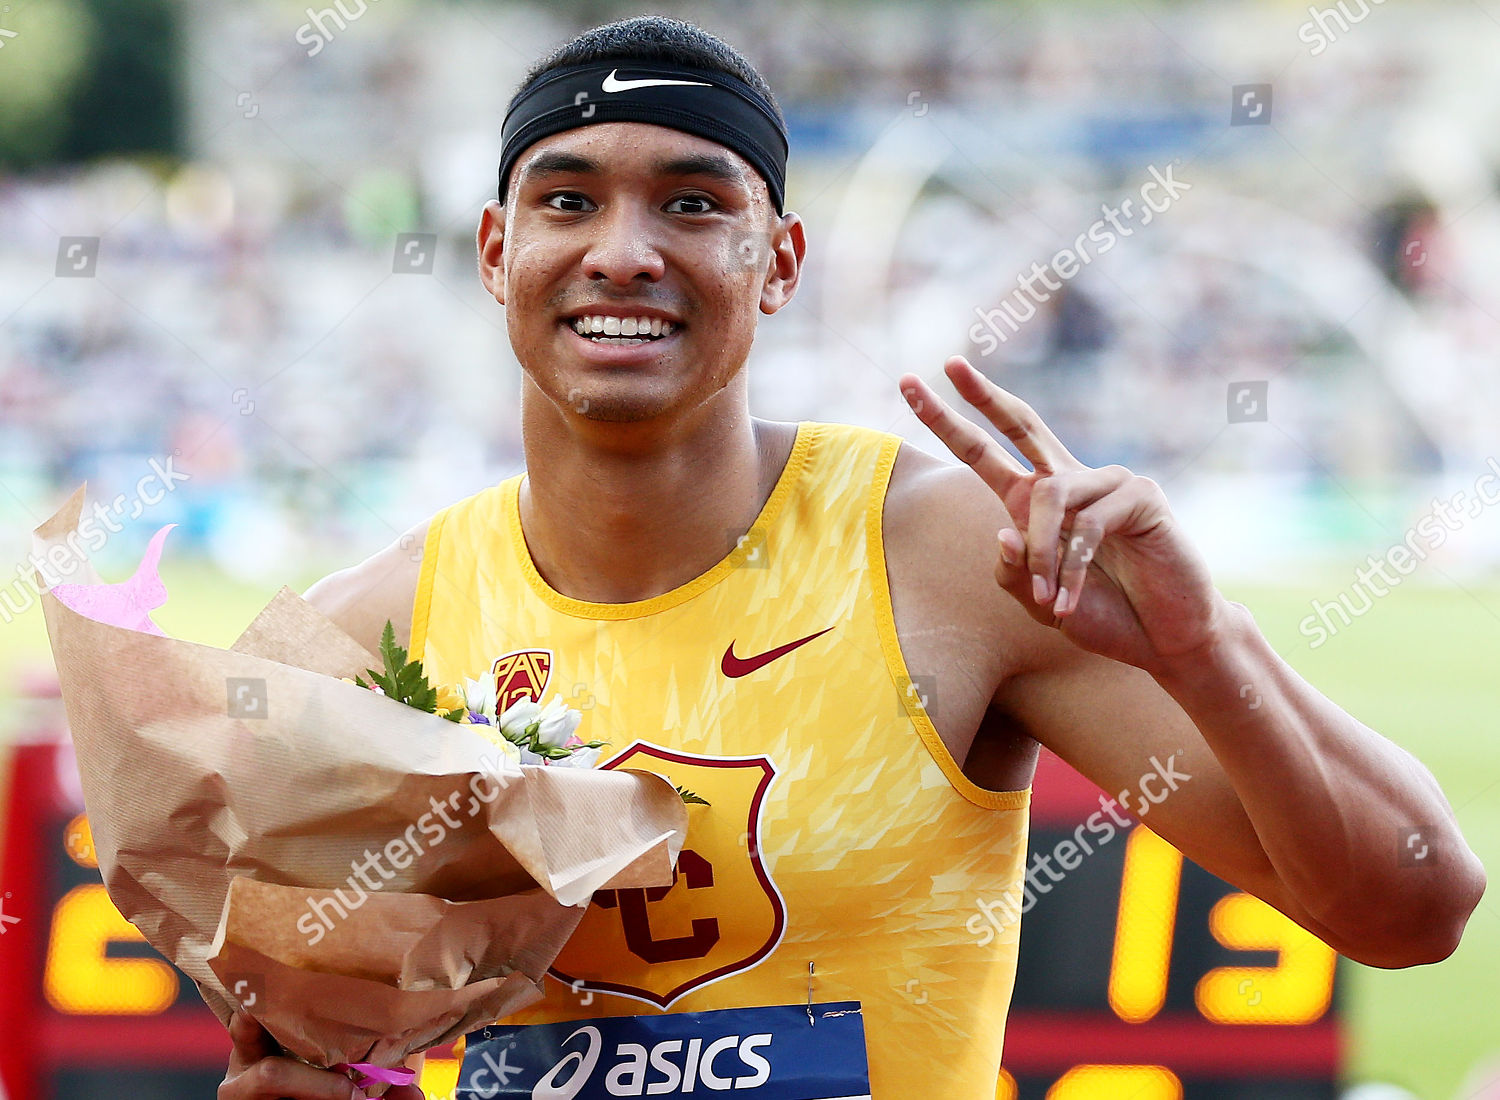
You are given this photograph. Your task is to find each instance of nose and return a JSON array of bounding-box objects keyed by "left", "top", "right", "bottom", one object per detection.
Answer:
[{"left": 582, "top": 201, "right": 666, "bottom": 285}]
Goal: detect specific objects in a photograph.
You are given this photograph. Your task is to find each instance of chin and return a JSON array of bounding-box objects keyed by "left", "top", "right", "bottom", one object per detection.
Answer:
[
  {"left": 569, "top": 401, "right": 662, "bottom": 424},
  {"left": 557, "top": 383, "right": 677, "bottom": 424}
]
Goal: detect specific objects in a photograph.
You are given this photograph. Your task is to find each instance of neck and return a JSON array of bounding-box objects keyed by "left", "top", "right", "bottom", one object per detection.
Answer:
[{"left": 516, "top": 382, "right": 796, "bottom": 604}]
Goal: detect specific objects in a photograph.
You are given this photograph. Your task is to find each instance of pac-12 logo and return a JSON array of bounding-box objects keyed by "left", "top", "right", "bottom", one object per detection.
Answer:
[
  {"left": 491, "top": 648, "right": 553, "bottom": 710},
  {"left": 548, "top": 743, "right": 785, "bottom": 1009}
]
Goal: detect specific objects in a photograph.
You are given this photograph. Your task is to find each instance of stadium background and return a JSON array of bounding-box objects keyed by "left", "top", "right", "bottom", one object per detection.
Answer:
[{"left": 0, "top": 0, "right": 1498, "bottom": 1096}]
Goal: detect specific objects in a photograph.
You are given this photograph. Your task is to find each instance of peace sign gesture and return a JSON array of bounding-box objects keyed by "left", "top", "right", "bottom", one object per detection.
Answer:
[{"left": 899, "top": 357, "right": 1225, "bottom": 673}]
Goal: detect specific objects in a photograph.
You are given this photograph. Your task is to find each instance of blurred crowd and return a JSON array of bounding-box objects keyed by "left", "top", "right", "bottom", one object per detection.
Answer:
[{"left": 2, "top": 0, "right": 1499, "bottom": 579}]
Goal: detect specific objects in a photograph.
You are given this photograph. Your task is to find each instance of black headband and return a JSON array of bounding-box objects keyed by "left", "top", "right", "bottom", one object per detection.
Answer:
[{"left": 498, "top": 61, "right": 789, "bottom": 213}]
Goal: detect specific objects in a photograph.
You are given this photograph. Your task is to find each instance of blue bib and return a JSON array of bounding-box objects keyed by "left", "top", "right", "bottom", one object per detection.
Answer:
[{"left": 457, "top": 1001, "right": 871, "bottom": 1099}]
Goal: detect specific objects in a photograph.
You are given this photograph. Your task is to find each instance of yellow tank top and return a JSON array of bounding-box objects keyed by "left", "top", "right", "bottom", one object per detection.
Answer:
[{"left": 410, "top": 420, "right": 1030, "bottom": 1097}]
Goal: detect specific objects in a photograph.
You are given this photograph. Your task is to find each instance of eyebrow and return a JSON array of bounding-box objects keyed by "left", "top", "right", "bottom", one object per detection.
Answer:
[
  {"left": 519, "top": 150, "right": 749, "bottom": 190},
  {"left": 653, "top": 153, "right": 748, "bottom": 188}
]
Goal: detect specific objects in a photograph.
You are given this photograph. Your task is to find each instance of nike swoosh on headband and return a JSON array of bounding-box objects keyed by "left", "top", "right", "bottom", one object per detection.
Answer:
[{"left": 601, "top": 68, "right": 714, "bottom": 93}]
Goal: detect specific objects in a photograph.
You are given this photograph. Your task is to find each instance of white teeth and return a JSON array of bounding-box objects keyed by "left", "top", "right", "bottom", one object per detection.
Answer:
[{"left": 570, "top": 315, "right": 677, "bottom": 339}]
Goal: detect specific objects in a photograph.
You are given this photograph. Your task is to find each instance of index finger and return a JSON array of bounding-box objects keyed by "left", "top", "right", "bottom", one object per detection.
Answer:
[
  {"left": 942, "top": 356, "right": 1077, "bottom": 474},
  {"left": 240, "top": 1059, "right": 364, "bottom": 1100},
  {"left": 899, "top": 371, "right": 1028, "bottom": 498}
]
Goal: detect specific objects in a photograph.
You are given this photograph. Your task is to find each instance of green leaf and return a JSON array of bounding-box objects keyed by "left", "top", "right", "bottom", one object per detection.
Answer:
[
  {"left": 675, "top": 785, "right": 711, "bottom": 806},
  {"left": 379, "top": 621, "right": 405, "bottom": 675},
  {"left": 357, "top": 619, "right": 458, "bottom": 716}
]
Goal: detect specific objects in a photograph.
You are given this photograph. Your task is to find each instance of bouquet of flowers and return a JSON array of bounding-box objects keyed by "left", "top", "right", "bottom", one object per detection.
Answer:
[
  {"left": 33, "top": 486, "right": 689, "bottom": 1095},
  {"left": 351, "top": 624, "right": 708, "bottom": 804},
  {"left": 348, "top": 621, "right": 604, "bottom": 769}
]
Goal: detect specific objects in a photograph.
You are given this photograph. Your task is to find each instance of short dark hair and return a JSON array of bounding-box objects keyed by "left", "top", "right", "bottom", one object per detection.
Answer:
[{"left": 511, "top": 15, "right": 784, "bottom": 129}]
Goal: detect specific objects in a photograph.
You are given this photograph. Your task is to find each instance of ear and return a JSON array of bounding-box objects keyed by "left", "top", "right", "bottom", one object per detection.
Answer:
[
  {"left": 759, "top": 211, "right": 806, "bottom": 315},
  {"left": 477, "top": 199, "right": 506, "bottom": 305}
]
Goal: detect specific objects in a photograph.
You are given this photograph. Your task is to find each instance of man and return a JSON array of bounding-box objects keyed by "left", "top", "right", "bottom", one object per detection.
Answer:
[{"left": 220, "top": 16, "right": 1484, "bottom": 1099}]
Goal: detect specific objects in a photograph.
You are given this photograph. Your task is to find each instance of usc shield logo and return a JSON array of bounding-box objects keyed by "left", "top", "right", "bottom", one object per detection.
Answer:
[
  {"left": 490, "top": 649, "right": 552, "bottom": 710},
  {"left": 548, "top": 743, "right": 786, "bottom": 1009}
]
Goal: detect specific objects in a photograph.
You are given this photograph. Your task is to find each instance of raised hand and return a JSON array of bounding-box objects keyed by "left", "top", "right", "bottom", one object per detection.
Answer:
[{"left": 899, "top": 356, "right": 1226, "bottom": 673}]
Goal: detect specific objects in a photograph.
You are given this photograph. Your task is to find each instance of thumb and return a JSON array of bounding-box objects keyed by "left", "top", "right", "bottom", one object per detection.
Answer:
[{"left": 996, "top": 528, "right": 1054, "bottom": 626}]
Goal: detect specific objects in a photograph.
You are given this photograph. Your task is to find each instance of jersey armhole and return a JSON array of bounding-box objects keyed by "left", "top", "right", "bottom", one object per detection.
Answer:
[
  {"left": 866, "top": 434, "right": 1031, "bottom": 812},
  {"left": 408, "top": 505, "right": 448, "bottom": 664}
]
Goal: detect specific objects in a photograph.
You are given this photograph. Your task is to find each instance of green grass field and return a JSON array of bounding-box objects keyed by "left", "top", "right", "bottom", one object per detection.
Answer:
[{"left": 1, "top": 562, "right": 1496, "bottom": 1098}]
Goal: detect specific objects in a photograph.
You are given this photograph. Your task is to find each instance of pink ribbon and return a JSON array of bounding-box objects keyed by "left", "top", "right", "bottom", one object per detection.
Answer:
[{"left": 335, "top": 1062, "right": 417, "bottom": 1096}]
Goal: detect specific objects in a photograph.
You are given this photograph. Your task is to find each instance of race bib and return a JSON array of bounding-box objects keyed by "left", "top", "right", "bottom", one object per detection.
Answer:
[{"left": 456, "top": 1001, "right": 871, "bottom": 1099}]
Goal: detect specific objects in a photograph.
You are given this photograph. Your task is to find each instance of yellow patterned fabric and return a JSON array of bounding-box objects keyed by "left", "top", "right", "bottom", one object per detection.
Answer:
[{"left": 410, "top": 420, "right": 1031, "bottom": 1096}]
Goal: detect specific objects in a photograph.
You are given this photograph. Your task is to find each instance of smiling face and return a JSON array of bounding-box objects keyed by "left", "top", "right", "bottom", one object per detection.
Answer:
[{"left": 477, "top": 122, "right": 804, "bottom": 425}]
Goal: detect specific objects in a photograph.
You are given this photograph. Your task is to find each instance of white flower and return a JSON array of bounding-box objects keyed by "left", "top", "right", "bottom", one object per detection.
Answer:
[
  {"left": 461, "top": 675, "right": 498, "bottom": 721},
  {"left": 498, "top": 697, "right": 542, "bottom": 740},
  {"left": 517, "top": 744, "right": 547, "bottom": 766},
  {"left": 534, "top": 694, "right": 583, "bottom": 749},
  {"left": 548, "top": 745, "right": 601, "bottom": 770}
]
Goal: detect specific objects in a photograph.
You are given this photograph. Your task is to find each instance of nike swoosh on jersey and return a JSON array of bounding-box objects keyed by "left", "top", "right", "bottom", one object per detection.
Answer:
[
  {"left": 601, "top": 69, "right": 714, "bottom": 93},
  {"left": 721, "top": 626, "right": 836, "bottom": 678}
]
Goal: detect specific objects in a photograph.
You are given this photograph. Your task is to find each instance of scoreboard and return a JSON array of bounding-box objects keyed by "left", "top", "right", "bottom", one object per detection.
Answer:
[
  {"left": 998, "top": 752, "right": 1341, "bottom": 1098},
  {"left": 0, "top": 701, "right": 1340, "bottom": 1099},
  {"left": 0, "top": 732, "right": 229, "bottom": 1098}
]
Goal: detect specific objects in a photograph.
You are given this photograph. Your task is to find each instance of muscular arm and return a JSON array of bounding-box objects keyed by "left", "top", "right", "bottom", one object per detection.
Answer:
[
  {"left": 999, "top": 612, "right": 1479, "bottom": 968},
  {"left": 890, "top": 444, "right": 1483, "bottom": 969}
]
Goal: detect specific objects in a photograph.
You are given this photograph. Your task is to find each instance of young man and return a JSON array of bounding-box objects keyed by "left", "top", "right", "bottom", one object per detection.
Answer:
[{"left": 219, "top": 16, "right": 1484, "bottom": 1100}]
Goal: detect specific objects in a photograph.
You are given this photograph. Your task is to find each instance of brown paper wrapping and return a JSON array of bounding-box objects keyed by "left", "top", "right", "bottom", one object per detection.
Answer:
[{"left": 34, "top": 485, "right": 687, "bottom": 1071}]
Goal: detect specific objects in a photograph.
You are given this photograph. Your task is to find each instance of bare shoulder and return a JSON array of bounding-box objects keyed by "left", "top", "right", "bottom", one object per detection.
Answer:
[
  {"left": 302, "top": 518, "right": 430, "bottom": 655},
  {"left": 882, "top": 439, "right": 1039, "bottom": 673},
  {"left": 879, "top": 439, "right": 1064, "bottom": 777}
]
